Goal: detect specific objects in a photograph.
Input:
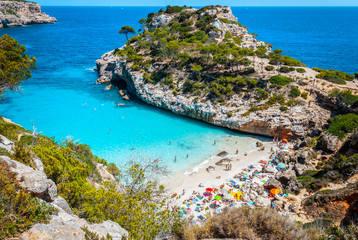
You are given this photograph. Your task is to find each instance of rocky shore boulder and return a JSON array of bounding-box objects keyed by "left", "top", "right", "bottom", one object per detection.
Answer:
[{"left": 0, "top": 1, "right": 57, "bottom": 29}]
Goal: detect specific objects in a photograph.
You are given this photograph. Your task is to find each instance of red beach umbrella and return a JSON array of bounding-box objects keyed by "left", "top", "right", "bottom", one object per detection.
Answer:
[{"left": 206, "top": 188, "right": 213, "bottom": 192}]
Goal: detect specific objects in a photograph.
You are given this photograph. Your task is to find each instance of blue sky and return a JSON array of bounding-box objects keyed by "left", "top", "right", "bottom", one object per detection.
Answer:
[{"left": 36, "top": 0, "right": 358, "bottom": 6}]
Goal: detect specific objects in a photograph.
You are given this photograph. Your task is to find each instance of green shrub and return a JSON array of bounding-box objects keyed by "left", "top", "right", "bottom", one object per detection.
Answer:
[
  {"left": 280, "top": 106, "right": 288, "bottom": 111},
  {"left": 130, "top": 64, "right": 141, "bottom": 71},
  {"left": 255, "top": 88, "right": 269, "bottom": 101},
  {"left": 355, "top": 72, "right": 358, "bottom": 79},
  {"left": 269, "top": 75, "right": 293, "bottom": 86},
  {"left": 327, "top": 113, "right": 358, "bottom": 139},
  {"left": 265, "top": 65, "right": 274, "bottom": 71},
  {"left": 301, "top": 91, "right": 308, "bottom": 100},
  {"left": 289, "top": 87, "right": 301, "bottom": 98},
  {"left": 165, "top": 5, "right": 186, "bottom": 13},
  {"left": 227, "top": 112, "right": 233, "bottom": 118},
  {"left": 313, "top": 67, "right": 354, "bottom": 85},
  {"left": 296, "top": 68, "right": 306, "bottom": 73},
  {"left": 329, "top": 89, "right": 358, "bottom": 106},
  {"left": 267, "top": 95, "right": 286, "bottom": 105},
  {"left": 279, "top": 66, "right": 294, "bottom": 73},
  {"left": 244, "top": 67, "right": 255, "bottom": 75},
  {"left": 107, "top": 163, "right": 120, "bottom": 177}
]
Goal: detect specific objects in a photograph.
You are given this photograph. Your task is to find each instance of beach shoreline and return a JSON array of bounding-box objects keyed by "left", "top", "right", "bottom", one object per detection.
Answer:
[{"left": 161, "top": 141, "right": 274, "bottom": 201}]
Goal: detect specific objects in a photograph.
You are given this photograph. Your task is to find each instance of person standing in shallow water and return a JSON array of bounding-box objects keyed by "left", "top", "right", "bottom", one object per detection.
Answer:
[{"left": 214, "top": 140, "right": 216, "bottom": 145}]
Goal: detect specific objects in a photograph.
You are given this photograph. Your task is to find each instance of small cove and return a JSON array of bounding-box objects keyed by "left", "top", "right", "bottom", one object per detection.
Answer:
[{"left": 0, "top": 6, "right": 357, "bottom": 173}]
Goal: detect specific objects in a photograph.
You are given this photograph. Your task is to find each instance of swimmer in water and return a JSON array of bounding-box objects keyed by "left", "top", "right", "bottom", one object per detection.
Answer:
[
  {"left": 174, "top": 155, "right": 177, "bottom": 163},
  {"left": 214, "top": 140, "right": 216, "bottom": 145}
]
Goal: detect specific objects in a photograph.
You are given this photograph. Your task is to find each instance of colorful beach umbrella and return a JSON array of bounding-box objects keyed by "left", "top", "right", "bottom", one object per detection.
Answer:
[
  {"left": 270, "top": 188, "right": 280, "bottom": 196},
  {"left": 213, "top": 201, "right": 221, "bottom": 205},
  {"left": 278, "top": 163, "right": 286, "bottom": 169},
  {"left": 214, "top": 195, "right": 222, "bottom": 200},
  {"left": 206, "top": 188, "right": 213, "bottom": 192}
]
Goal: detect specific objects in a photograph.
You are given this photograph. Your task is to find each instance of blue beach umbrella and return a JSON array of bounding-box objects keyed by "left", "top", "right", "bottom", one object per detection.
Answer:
[{"left": 278, "top": 163, "right": 286, "bottom": 169}]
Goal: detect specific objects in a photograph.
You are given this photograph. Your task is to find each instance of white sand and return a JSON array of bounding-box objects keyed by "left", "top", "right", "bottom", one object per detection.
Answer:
[{"left": 161, "top": 142, "right": 274, "bottom": 202}]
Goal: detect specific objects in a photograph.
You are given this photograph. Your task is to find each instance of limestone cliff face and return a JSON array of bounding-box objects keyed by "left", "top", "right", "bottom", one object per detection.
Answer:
[
  {"left": 0, "top": 1, "right": 56, "bottom": 28},
  {"left": 96, "top": 51, "right": 330, "bottom": 139}
]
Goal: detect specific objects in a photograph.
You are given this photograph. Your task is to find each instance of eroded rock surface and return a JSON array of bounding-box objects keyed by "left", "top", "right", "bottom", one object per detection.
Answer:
[{"left": 0, "top": 1, "right": 56, "bottom": 28}]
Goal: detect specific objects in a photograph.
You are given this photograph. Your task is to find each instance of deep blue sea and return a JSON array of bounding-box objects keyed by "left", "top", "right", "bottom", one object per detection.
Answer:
[{"left": 0, "top": 7, "right": 357, "bottom": 172}]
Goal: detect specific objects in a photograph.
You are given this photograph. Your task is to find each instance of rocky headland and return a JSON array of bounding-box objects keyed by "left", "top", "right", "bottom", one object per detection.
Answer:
[
  {"left": 0, "top": 0, "right": 56, "bottom": 28},
  {"left": 96, "top": 6, "right": 358, "bottom": 139}
]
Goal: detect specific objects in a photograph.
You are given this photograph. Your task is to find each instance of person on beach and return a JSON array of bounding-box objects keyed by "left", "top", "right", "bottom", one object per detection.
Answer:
[
  {"left": 236, "top": 149, "right": 239, "bottom": 155},
  {"left": 182, "top": 189, "right": 185, "bottom": 196}
]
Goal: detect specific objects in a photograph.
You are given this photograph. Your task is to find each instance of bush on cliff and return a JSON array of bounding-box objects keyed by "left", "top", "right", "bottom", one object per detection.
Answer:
[
  {"left": 289, "top": 86, "right": 301, "bottom": 98},
  {"left": 313, "top": 67, "right": 354, "bottom": 85},
  {"left": 0, "top": 161, "right": 56, "bottom": 239},
  {"left": 329, "top": 89, "right": 358, "bottom": 106},
  {"left": 327, "top": 113, "right": 358, "bottom": 139},
  {"left": 269, "top": 75, "right": 293, "bottom": 86},
  {"left": 182, "top": 207, "right": 322, "bottom": 239}
]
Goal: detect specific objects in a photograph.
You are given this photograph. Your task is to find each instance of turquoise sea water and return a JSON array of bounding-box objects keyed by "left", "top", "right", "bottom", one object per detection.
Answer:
[{"left": 0, "top": 7, "right": 357, "bottom": 172}]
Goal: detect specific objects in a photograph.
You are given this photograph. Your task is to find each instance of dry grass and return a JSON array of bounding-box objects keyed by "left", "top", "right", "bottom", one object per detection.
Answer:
[{"left": 182, "top": 207, "right": 323, "bottom": 240}]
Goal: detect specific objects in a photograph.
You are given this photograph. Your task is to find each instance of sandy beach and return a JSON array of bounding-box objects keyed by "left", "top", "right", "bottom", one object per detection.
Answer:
[{"left": 162, "top": 141, "right": 274, "bottom": 202}]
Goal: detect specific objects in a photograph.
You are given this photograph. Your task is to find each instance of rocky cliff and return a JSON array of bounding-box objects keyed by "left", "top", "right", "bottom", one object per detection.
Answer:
[
  {"left": 0, "top": 1, "right": 56, "bottom": 28},
  {"left": 0, "top": 155, "right": 128, "bottom": 240},
  {"left": 95, "top": 5, "right": 355, "bottom": 139},
  {"left": 97, "top": 51, "right": 330, "bottom": 139}
]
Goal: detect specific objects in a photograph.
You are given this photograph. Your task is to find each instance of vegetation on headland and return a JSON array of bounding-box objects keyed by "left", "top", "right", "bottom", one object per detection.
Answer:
[
  {"left": 313, "top": 67, "right": 355, "bottom": 85},
  {"left": 0, "top": 34, "right": 36, "bottom": 96},
  {"left": 327, "top": 113, "right": 358, "bottom": 139},
  {"left": 113, "top": 5, "right": 316, "bottom": 109}
]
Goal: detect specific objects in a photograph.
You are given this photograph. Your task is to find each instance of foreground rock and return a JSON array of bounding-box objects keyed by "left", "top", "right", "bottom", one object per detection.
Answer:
[
  {"left": 0, "top": 1, "right": 56, "bottom": 28},
  {"left": 20, "top": 209, "right": 128, "bottom": 240},
  {"left": 0, "top": 156, "right": 57, "bottom": 202},
  {"left": 0, "top": 155, "right": 128, "bottom": 239}
]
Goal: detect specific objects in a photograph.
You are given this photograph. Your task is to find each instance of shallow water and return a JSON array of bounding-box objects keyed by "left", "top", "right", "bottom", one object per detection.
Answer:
[{"left": 0, "top": 7, "right": 357, "bottom": 172}]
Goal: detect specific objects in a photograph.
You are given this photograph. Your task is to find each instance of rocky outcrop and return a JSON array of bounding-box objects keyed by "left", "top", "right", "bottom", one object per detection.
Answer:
[
  {"left": 0, "top": 155, "right": 128, "bottom": 239},
  {"left": 20, "top": 208, "right": 128, "bottom": 240},
  {"left": 96, "top": 6, "right": 333, "bottom": 139},
  {"left": 321, "top": 132, "right": 340, "bottom": 152},
  {"left": 96, "top": 51, "right": 330, "bottom": 139},
  {"left": 0, "top": 134, "right": 14, "bottom": 153},
  {"left": 0, "top": 156, "right": 57, "bottom": 202},
  {"left": 0, "top": 1, "right": 56, "bottom": 29}
]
